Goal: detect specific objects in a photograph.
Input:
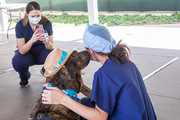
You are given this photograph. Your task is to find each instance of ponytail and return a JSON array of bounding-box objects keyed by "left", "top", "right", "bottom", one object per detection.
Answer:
[
  {"left": 86, "top": 40, "right": 131, "bottom": 64},
  {"left": 108, "top": 40, "right": 131, "bottom": 64},
  {"left": 23, "top": 13, "right": 29, "bottom": 27}
]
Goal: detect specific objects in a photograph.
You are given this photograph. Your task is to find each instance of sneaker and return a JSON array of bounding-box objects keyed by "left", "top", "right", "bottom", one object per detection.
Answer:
[
  {"left": 20, "top": 80, "right": 29, "bottom": 88},
  {"left": 20, "top": 72, "right": 31, "bottom": 88},
  {"left": 40, "top": 66, "right": 45, "bottom": 77}
]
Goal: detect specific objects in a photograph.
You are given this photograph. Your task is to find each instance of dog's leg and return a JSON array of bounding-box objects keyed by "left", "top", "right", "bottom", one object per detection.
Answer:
[{"left": 28, "top": 94, "right": 43, "bottom": 120}]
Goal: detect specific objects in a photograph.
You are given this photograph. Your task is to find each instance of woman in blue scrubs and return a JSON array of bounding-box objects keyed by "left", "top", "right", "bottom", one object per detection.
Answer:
[
  {"left": 12, "top": 1, "right": 53, "bottom": 87},
  {"left": 42, "top": 24, "right": 157, "bottom": 120}
]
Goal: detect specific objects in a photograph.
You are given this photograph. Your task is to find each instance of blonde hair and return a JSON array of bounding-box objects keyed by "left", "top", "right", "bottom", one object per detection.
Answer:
[{"left": 23, "top": 1, "right": 48, "bottom": 27}]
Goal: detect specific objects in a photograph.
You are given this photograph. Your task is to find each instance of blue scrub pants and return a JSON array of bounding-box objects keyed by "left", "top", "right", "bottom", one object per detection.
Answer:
[{"left": 12, "top": 47, "right": 52, "bottom": 80}]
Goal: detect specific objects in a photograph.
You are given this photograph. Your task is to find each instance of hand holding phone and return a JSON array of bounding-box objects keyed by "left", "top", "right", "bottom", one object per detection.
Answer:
[
  {"left": 36, "top": 24, "right": 44, "bottom": 34},
  {"left": 30, "top": 25, "right": 45, "bottom": 43},
  {"left": 35, "top": 24, "right": 46, "bottom": 42}
]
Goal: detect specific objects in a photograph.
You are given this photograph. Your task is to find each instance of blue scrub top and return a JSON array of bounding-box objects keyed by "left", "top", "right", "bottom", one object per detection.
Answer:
[
  {"left": 91, "top": 59, "right": 157, "bottom": 120},
  {"left": 15, "top": 19, "right": 53, "bottom": 52}
]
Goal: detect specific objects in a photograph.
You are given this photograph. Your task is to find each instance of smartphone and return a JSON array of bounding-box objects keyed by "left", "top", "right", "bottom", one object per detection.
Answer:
[{"left": 36, "top": 24, "right": 44, "bottom": 34}]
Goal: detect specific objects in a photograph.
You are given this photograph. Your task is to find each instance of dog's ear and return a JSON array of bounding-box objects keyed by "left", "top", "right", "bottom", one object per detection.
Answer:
[
  {"left": 54, "top": 66, "right": 77, "bottom": 90},
  {"left": 65, "top": 63, "right": 76, "bottom": 80}
]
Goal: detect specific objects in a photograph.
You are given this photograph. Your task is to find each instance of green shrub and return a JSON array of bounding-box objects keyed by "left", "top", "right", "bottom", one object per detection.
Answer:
[{"left": 11, "top": 12, "right": 180, "bottom": 26}]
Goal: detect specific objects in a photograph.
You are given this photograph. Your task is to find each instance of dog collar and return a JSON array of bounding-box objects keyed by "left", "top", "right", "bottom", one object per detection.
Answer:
[
  {"left": 62, "top": 89, "right": 80, "bottom": 103},
  {"left": 43, "top": 83, "right": 80, "bottom": 103},
  {"left": 43, "top": 83, "right": 53, "bottom": 90}
]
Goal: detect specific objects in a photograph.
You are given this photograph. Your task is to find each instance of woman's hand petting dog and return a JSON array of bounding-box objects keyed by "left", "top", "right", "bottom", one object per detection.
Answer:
[{"left": 42, "top": 87, "right": 67, "bottom": 105}]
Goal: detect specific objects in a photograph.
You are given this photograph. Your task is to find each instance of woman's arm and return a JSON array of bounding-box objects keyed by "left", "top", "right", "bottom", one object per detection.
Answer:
[
  {"left": 62, "top": 95, "right": 108, "bottom": 120},
  {"left": 42, "top": 87, "right": 108, "bottom": 120},
  {"left": 16, "top": 38, "right": 33, "bottom": 54},
  {"left": 17, "top": 30, "right": 41, "bottom": 54},
  {"left": 43, "top": 35, "right": 54, "bottom": 50}
]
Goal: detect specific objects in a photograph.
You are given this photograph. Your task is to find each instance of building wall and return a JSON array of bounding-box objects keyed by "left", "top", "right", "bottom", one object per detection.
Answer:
[{"left": 6, "top": 0, "right": 180, "bottom": 11}]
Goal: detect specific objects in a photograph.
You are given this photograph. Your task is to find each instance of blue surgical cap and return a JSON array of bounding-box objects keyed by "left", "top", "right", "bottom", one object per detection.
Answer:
[{"left": 83, "top": 24, "right": 116, "bottom": 53}]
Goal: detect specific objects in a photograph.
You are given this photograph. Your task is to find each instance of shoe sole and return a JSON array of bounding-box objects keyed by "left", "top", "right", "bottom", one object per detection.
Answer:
[{"left": 20, "top": 84, "right": 29, "bottom": 88}]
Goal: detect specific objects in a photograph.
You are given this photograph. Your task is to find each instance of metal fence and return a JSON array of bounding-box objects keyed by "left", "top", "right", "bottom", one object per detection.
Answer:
[{"left": 6, "top": 0, "right": 180, "bottom": 11}]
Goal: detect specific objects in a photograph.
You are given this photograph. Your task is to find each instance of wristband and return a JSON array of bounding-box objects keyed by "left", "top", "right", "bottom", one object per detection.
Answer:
[
  {"left": 44, "top": 30, "right": 49, "bottom": 46},
  {"left": 44, "top": 40, "right": 49, "bottom": 46}
]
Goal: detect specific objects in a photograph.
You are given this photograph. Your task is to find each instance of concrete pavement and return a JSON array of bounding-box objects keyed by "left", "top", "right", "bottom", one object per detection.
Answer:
[{"left": 0, "top": 24, "right": 180, "bottom": 120}]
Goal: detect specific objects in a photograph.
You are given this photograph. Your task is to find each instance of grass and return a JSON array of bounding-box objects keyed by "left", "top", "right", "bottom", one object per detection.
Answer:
[{"left": 11, "top": 11, "right": 180, "bottom": 26}]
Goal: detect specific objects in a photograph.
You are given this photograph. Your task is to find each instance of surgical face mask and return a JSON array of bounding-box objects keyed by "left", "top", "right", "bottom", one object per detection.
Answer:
[
  {"left": 92, "top": 54, "right": 99, "bottom": 62},
  {"left": 28, "top": 16, "right": 41, "bottom": 24}
]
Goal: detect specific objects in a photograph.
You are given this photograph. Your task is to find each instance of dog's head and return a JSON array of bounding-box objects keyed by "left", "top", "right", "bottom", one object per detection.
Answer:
[{"left": 45, "top": 50, "right": 90, "bottom": 93}]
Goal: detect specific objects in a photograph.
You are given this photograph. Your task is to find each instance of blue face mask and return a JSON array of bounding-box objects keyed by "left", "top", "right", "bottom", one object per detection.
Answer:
[
  {"left": 92, "top": 54, "right": 99, "bottom": 62},
  {"left": 28, "top": 16, "right": 41, "bottom": 24}
]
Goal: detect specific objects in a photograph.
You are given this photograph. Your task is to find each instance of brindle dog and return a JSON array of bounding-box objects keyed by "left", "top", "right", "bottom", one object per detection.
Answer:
[{"left": 28, "top": 50, "right": 90, "bottom": 120}]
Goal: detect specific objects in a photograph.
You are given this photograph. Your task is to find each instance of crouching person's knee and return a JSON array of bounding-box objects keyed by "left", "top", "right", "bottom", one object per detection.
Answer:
[{"left": 12, "top": 51, "right": 34, "bottom": 72}]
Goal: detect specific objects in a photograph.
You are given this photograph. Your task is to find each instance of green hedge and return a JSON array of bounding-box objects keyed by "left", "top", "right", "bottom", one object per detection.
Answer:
[{"left": 46, "top": 12, "right": 180, "bottom": 26}]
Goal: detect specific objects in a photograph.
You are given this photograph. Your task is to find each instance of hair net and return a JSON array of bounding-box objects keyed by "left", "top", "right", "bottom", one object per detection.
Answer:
[{"left": 83, "top": 24, "right": 116, "bottom": 53}]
